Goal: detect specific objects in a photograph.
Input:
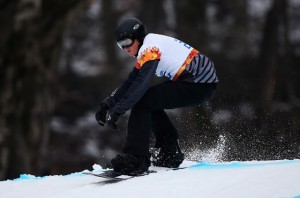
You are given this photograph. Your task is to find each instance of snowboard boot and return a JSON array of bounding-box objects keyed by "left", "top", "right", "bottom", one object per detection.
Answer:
[
  {"left": 111, "top": 154, "right": 150, "bottom": 175},
  {"left": 152, "top": 140, "right": 184, "bottom": 168}
]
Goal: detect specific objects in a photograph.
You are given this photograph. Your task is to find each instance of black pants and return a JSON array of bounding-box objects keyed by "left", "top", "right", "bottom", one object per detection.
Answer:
[{"left": 122, "top": 81, "right": 217, "bottom": 157}]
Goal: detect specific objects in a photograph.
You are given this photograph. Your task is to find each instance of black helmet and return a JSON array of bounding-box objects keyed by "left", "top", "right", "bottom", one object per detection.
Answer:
[{"left": 114, "top": 18, "right": 146, "bottom": 42}]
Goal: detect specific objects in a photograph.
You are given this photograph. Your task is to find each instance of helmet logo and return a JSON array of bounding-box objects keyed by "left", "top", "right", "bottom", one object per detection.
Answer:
[{"left": 133, "top": 24, "right": 139, "bottom": 30}]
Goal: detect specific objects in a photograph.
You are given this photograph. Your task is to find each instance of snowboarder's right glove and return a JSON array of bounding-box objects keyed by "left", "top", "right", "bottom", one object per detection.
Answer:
[
  {"left": 107, "top": 111, "right": 121, "bottom": 130},
  {"left": 95, "top": 102, "right": 109, "bottom": 126}
]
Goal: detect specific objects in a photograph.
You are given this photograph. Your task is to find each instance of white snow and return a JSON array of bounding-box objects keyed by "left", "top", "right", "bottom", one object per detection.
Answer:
[{"left": 1, "top": 160, "right": 300, "bottom": 198}]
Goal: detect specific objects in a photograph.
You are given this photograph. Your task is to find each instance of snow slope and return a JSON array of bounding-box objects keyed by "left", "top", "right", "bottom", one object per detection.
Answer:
[{"left": 1, "top": 160, "right": 300, "bottom": 198}]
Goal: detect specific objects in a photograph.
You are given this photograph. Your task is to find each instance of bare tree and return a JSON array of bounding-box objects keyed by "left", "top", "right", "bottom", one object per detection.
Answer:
[{"left": 0, "top": 0, "right": 89, "bottom": 180}]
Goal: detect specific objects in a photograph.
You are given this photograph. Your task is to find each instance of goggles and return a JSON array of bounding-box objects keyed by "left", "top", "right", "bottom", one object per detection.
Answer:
[{"left": 117, "top": 38, "right": 134, "bottom": 49}]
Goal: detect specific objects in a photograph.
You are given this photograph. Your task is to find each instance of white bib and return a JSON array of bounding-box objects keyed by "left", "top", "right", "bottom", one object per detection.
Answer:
[{"left": 135, "top": 33, "right": 198, "bottom": 80}]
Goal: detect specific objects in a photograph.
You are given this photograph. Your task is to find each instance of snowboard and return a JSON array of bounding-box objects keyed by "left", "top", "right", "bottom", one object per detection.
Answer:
[
  {"left": 83, "top": 167, "right": 187, "bottom": 180},
  {"left": 83, "top": 170, "right": 156, "bottom": 180}
]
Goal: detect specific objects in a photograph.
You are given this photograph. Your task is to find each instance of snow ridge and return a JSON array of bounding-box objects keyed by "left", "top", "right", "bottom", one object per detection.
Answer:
[{"left": 1, "top": 160, "right": 300, "bottom": 198}]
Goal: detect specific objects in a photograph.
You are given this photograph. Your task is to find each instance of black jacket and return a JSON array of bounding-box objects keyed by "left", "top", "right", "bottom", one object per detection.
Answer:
[{"left": 104, "top": 60, "right": 159, "bottom": 114}]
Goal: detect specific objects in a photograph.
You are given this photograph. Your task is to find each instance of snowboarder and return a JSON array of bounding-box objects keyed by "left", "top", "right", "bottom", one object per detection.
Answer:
[{"left": 95, "top": 18, "right": 218, "bottom": 174}]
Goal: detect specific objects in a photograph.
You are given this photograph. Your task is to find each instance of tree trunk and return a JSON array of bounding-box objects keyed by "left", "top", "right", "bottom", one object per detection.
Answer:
[
  {"left": 256, "top": 0, "right": 284, "bottom": 117},
  {"left": 254, "top": 0, "right": 287, "bottom": 157},
  {"left": 175, "top": 0, "right": 207, "bottom": 48},
  {"left": 101, "top": 0, "right": 118, "bottom": 67}
]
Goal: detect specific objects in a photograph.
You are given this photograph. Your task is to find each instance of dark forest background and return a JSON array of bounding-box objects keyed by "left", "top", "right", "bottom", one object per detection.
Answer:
[{"left": 0, "top": 0, "right": 299, "bottom": 180}]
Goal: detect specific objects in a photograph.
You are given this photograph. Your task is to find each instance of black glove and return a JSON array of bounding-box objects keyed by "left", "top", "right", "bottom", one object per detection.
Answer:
[
  {"left": 107, "top": 111, "right": 121, "bottom": 130},
  {"left": 95, "top": 102, "right": 108, "bottom": 126}
]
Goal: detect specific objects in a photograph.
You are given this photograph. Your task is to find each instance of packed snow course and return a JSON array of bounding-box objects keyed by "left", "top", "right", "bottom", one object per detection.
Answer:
[{"left": 1, "top": 160, "right": 300, "bottom": 198}]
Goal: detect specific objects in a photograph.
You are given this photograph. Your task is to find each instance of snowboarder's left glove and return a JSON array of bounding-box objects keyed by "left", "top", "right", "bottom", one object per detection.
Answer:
[
  {"left": 107, "top": 111, "right": 121, "bottom": 130},
  {"left": 95, "top": 102, "right": 109, "bottom": 126}
]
